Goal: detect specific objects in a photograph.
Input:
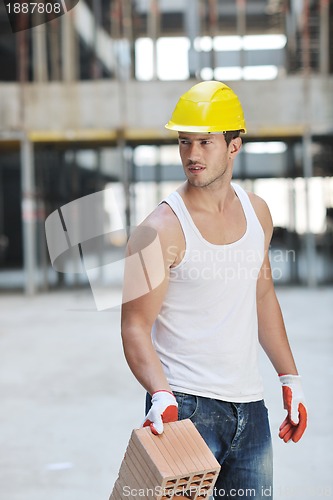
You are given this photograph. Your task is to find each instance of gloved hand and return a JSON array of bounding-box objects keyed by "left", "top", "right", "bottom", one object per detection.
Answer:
[
  {"left": 143, "top": 390, "right": 178, "bottom": 435},
  {"left": 279, "top": 374, "right": 307, "bottom": 443}
]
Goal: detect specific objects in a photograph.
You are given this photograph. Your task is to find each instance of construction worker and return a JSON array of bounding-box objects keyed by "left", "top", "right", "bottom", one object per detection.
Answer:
[{"left": 121, "top": 81, "right": 307, "bottom": 499}]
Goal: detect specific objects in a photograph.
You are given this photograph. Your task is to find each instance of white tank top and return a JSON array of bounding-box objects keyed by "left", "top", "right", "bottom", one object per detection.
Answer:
[{"left": 151, "top": 183, "right": 265, "bottom": 402}]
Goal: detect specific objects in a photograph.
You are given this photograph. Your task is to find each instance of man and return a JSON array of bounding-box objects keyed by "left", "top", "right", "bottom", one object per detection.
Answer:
[{"left": 121, "top": 81, "right": 307, "bottom": 499}]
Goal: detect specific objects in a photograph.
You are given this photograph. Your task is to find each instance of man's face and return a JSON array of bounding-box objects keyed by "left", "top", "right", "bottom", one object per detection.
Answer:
[{"left": 178, "top": 132, "right": 234, "bottom": 189}]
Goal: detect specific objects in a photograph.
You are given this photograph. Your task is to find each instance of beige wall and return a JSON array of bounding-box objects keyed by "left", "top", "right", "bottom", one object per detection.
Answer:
[{"left": 0, "top": 77, "right": 332, "bottom": 139}]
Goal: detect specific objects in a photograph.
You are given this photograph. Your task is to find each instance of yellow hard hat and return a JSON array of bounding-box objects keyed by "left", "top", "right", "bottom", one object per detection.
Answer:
[{"left": 165, "top": 80, "right": 246, "bottom": 133}]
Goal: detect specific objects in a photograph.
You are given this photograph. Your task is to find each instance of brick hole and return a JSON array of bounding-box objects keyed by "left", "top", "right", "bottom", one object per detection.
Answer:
[{"left": 166, "top": 480, "right": 177, "bottom": 487}]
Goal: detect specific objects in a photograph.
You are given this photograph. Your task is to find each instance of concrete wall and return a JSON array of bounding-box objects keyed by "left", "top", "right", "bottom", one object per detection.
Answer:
[{"left": 0, "top": 77, "right": 332, "bottom": 140}]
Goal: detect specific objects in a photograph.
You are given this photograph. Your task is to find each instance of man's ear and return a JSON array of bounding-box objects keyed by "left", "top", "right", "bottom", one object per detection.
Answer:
[{"left": 229, "top": 137, "right": 242, "bottom": 158}]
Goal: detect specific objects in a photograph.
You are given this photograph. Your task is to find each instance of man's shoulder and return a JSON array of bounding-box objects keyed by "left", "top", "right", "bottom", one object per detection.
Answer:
[
  {"left": 129, "top": 200, "right": 182, "bottom": 248},
  {"left": 247, "top": 191, "right": 269, "bottom": 212},
  {"left": 141, "top": 199, "right": 180, "bottom": 234},
  {"left": 246, "top": 191, "right": 273, "bottom": 237},
  {"left": 130, "top": 201, "right": 184, "bottom": 267}
]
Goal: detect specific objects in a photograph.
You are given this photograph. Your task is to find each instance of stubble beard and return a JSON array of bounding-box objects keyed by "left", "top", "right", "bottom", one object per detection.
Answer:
[{"left": 186, "top": 164, "right": 229, "bottom": 189}]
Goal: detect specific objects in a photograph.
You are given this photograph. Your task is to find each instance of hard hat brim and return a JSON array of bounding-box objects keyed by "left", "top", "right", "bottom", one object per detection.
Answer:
[{"left": 165, "top": 122, "right": 246, "bottom": 134}]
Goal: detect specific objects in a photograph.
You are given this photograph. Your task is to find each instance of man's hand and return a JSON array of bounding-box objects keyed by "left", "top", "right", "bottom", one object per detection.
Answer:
[
  {"left": 279, "top": 374, "right": 307, "bottom": 443},
  {"left": 143, "top": 390, "right": 178, "bottom": 435}
]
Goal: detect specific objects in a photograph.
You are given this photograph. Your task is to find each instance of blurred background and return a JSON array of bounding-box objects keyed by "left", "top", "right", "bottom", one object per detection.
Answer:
[
  {"left": 0, "top": 1, "right": 332, "bottom": 500},
  {"left": 0, "top": 0, "right": 332, "bottom": 291}
]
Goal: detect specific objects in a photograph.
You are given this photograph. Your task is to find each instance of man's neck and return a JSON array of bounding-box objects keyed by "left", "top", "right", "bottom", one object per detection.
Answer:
[{"left": 179, "top": 177, "right": 235, "bottom": 214}]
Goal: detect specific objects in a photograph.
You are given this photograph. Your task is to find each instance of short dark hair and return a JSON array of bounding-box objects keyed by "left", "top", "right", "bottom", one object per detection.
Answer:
[{"left": 224, "top": 130, "right": 241, "bottom": 146}]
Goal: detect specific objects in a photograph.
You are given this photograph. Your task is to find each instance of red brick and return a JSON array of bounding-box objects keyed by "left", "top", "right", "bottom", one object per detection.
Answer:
[{"left": 109, "top": 419, "right": 220, "bottom": 500}]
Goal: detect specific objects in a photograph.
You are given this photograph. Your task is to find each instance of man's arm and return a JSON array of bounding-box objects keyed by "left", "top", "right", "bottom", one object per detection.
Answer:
[
  {"left": 121, "top": 205, "right": 177, "bottom": 394},
  {"left": 120, "top": 203, "right": 183, "bottom": 433},
  {"left": 250, "top": 193, "right": 307, "bottom": 442},
  {"left": 250, "top": 193, "right": 297, "bottom": 373}
]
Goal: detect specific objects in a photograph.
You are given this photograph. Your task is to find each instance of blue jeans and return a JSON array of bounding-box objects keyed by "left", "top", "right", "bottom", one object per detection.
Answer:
[{"left": 145, "top": 392, "right": 273, "bottom": 500}]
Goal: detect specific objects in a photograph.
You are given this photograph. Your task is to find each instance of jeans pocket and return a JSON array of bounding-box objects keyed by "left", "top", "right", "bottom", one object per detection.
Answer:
[{"left": 174, "top": 392, "right": 199, "bottom": 421}]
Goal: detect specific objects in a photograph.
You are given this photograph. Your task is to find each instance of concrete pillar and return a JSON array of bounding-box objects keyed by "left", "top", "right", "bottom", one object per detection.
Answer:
[
  {"left": 208, "top": 0, "right": 218, "bottom": 73},
  {"left": 302, "top": 132, "right": 317, "bottom": 287},
  {"left": 319, "top": 0, "right": 330, "bottom": 75},
  {"left": 111, "top": 0, "right": 134, "bottom": 228},
  {"left": 148, "top": 0, "right": 160, "bottom": 80},
  {"left": 32, "top": 26, "right": 49, "bottom": 82},
  {"left": 17, "top": 28, "right": 29, "bottom": 86},
  {"left": 20, "top": 136, "right": 37, "bottom": 295},
  {"left": 49, "top": 19, "right": 61, "bottom": 81},
  {"left": 121, "top": 0, "right": 134, "bottom": 81},
  {"left": 154, "top": 147, "right": 162, "bottom": 206},
  {"left": 288, "top": 176, "right": 299, "bottom": 283},
  {"left": 111, "top": 0, "right": 122, "bottom": 81},
  {"left": 285, "top": 1, "right": 297, "bottom": 72},
  {"left": 301, "top": 0, "right": 311, "bottom": 72},
  {"left": 236, "top": 0, "right": 246, "bottom": 73},
  {"left": 184, "top": 0, "right": 200, "bottom": 78},
  {"left": 120, "top": 139, "right": 132, "bottom": 230},
  {"left": 61, "top": 11, "right": 78, "bottom": 81},
  {"left": 92, "top": 0, "right": 103, "bottom": 78}
]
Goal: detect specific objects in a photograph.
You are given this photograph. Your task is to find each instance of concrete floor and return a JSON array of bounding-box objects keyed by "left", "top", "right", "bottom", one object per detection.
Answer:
[{"left": 0, "top": 286, "right": 332, "bottom": 500}]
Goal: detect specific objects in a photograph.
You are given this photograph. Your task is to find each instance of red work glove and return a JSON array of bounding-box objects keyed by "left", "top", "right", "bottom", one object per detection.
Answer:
[
  {"left": 279, "top": 374, "right": 307, "bottom": 443},
  {"left": 143, "top": 390, "right": 178, "bottom": 435}
]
